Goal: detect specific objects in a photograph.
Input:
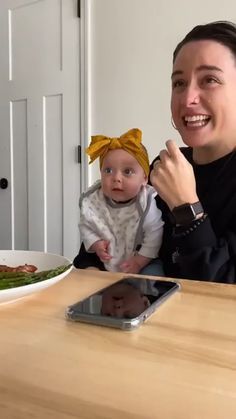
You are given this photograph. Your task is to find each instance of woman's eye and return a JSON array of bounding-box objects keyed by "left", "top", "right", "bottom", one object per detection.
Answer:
[
  {"left": 172, "top": 79, "right": 185, "bottom": 89},
  {"left": 104, "top": 167, "right": 112, "bottom": 174},
  {"left": 202, "top": 76, "right": 220, "bottom": 86},
  {"left": 204, "top": 76, "right": 218, "bottom": 85}
]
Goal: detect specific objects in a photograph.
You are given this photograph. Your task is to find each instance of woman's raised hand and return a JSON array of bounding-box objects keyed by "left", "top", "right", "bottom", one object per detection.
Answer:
[{"left": 150, "top": 140, "right": 199, "bottom": 210}]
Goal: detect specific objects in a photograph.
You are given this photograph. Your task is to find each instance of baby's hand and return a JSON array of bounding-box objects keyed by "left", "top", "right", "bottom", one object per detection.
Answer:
[
  {"left": 120, "top": 256, "right": 142, "bottom": 274},
  {"left": 90, "top": 240, "right": 112, "bottom": 262},
  {"left": 120, "top": 254, "right": 151, "bottom": 274}
]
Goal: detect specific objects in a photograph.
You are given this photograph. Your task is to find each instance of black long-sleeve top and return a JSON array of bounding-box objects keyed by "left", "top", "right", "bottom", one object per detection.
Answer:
[{"left": 152, "top": 147, "right": 236, "bottom": 283}]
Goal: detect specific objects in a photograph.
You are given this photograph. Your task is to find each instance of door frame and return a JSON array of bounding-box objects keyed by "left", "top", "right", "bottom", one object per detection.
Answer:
[{"left": 80, "top": 0, "right": 91, "bottom": 192}]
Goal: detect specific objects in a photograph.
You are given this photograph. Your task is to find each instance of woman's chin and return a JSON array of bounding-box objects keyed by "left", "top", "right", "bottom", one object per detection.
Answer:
[{"left": 181, "top": 131, "right": 213, "bottom": 149}]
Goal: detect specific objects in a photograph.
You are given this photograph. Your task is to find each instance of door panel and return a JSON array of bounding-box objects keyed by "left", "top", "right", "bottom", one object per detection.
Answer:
[
  {"left": 45, "top": 93, "right": 63, "bottom": 255},
  {"left": 0, "top": 0, "right": 81, "bottom": 260},
  {"left": 11, "top": 98, "right": 29, "bottom": 250},
  {"left": 10, "top": 0, "right": 62, "bottom": 81}
]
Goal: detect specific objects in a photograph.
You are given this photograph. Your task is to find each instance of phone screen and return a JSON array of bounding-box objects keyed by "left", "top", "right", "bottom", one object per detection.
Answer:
[{"left": 66, "top": 277, "right": 180, "bottom": 324}]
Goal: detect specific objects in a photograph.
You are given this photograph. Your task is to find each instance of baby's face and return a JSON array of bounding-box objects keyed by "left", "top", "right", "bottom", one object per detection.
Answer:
[
  {"left": 101, "top": 149, "right": 147, "bottom": 202},
  {"left": 101, "top": 282, "right": 150, "bottom": 318}
]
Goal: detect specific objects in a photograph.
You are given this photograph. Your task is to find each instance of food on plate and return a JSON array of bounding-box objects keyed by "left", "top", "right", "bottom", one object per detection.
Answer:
[
  {"left": 0, "top": 264, "right": 37, "bottom": 273},
  {"left": 0, "top": 263, "right": 72, "bottom": 290}
]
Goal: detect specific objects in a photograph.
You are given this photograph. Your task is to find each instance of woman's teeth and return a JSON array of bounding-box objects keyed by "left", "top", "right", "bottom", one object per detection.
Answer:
[{"left": 184, "top": 115, "right": 210, "bottom": 127}]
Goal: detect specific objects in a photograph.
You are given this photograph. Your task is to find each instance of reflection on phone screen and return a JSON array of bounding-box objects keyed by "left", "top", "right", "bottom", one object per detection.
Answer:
[{"left": 70, "top": 278, "right": 177, "bottom": 320}]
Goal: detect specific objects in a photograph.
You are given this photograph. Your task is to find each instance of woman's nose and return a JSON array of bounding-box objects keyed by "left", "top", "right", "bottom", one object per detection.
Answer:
[{"left": 181, "top": 85, "right": 200, "bottom": 107}]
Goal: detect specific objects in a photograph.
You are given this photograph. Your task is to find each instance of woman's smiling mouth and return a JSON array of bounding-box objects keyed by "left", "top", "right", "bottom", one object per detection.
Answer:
[{"left": 183, "top": 114, "right": 211, "bottom": 127}]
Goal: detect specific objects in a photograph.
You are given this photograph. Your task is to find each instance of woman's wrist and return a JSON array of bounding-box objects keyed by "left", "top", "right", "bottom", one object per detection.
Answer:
[
  {"left": 174, "top": 213, "right": 208, "bottom": 236},
  {"left": 171, "top": 201, "right": 204, "bottom": 226}
]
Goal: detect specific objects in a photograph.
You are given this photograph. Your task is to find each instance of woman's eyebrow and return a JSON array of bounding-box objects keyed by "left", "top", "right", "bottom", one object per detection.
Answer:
[
  {"left": 171, "top": 65, "right": 223, "bottom": 79},
  {"left": 196, "top": 64, "right": 223, "bottom": 73},
  {"left": 171, "top": 70, "right": 183, "bottom": 79}
]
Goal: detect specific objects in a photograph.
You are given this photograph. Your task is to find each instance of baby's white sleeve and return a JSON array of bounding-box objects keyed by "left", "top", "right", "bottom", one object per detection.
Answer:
[{"left": 79, "top": 198, "right": 102, "bottom": 251}]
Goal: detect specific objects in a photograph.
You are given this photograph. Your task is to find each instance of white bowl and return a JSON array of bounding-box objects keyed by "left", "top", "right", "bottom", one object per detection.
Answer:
[{"left": 0, "top": 250, "right": 73, "bottom": 304}]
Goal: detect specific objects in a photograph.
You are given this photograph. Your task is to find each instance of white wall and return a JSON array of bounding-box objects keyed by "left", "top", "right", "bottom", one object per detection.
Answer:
[{"left": 87, "top": 0, "right": 236, "bottom": 183}]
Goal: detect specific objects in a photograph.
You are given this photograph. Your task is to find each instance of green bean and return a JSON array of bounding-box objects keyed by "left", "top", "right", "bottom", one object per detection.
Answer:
[
  {"left": 0, "top": 280, "right": 26, "bottom": 290},
  {"left": 0, "top": 264, "right": 72, "bottom": 290},
  {"left": 0, "top": 274, "right": 30, "bottom": 284},
  {"left": 31, "top": 264, "right": 72, "bottom": 279},
  {"left": 0, "top": 271, "right": 31, "bottom": 280}
]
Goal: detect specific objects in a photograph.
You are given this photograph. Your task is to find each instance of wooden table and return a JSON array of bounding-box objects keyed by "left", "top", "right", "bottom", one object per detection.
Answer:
[{"left": 0, "top": 269, "right": 236, "bottom": 419}]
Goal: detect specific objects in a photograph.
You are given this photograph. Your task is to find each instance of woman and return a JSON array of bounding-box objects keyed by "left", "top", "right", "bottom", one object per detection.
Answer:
[
  {"left": 150, "top": 20, "right": 236, "bottom": 283},
  {"left": 75, "top": 20, "right": 236, "bottom": 283}
]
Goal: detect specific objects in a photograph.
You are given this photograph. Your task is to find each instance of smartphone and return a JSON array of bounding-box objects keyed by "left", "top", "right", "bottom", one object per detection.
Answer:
[{"left": 65, "top": 277, "right": 180, "bottom": 331}]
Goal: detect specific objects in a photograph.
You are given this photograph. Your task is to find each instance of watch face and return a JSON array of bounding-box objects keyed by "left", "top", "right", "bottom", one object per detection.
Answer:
[
  {"left": 172, "top": 204, "right": 196, "bottom": 225},
  {"left": 172, "top": 202, "right": 204, "bottom": 225}
]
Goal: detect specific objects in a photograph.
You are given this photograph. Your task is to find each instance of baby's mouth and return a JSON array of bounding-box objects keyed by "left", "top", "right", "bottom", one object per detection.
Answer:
[{"left": 183, "top": 114, "right": 211, "bottom": 127}]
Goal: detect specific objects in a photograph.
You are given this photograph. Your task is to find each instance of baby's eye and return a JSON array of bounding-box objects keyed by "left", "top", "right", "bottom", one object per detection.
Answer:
[
  {"left": 103, "top": 167, "right": 113, "bottom": 174},
  {"left": 123, "top": 168, "right": 134, "bottom": 176}
]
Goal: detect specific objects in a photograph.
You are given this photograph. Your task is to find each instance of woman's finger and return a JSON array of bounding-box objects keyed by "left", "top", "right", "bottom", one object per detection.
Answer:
[
  {"left": 166, "top": 139, "right": 181, "bottom": 159},
  {"left": 153, "top": 159, "right": 160, "bottom": 169},
  {"left": 159, "top": 149, "right": 170, "bottom": 162}
]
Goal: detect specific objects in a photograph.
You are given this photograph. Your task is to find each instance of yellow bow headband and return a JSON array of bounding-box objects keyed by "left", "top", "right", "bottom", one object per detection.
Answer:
[{"left": 86, "top": 128, "right": 150, "bottom": 177}]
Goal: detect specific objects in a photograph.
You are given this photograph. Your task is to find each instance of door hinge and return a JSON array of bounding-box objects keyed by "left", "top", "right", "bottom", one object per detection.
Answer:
[
  {"left": 77, "top": 0, "right": 80, "bottom": 18},
  {"left": 77, "top": 145, "right": 82, "bottom": 163}
]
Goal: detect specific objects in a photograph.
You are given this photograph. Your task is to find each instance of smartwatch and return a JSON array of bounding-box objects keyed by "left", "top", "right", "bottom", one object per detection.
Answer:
[{"left": 172, "top": 201, "right": 204, "bottom": 225}]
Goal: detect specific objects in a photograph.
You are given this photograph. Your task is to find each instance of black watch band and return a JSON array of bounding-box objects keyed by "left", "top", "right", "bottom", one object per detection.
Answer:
[{"left": 172, "top": 201, "right": 204, "bottom": 226}]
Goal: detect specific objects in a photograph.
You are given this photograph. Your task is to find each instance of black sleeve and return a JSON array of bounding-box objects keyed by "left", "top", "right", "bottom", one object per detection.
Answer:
[
  {"left": 73, "top": 243, "right": 106, "bottom": 271},
  {"left": 173, "top": 216, "right": 236, "bottom": 283},
  {"left": 148, "top": 156, "right": 159, "bottom": 184},
  {"left": 149, "top": 152, "right": 236, "bottom": 284}
]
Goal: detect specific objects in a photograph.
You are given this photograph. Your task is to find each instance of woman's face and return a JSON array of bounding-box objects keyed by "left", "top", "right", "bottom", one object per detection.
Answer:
[{"left": 171, "top": 40, "right": 236, "bottom": 154}]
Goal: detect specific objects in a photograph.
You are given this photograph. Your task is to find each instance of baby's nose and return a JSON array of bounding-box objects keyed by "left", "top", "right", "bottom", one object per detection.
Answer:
[
  {"left": 112, "top": 171, "right": 122, "bottom": 182},
  {"left": 113, "top": 297, "right": 124, "bottom": 308}
]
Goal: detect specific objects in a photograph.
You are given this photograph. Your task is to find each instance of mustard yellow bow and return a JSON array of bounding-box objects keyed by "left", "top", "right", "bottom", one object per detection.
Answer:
[{"left": 86, "top": 128, "right": 150, "bottom": 177}]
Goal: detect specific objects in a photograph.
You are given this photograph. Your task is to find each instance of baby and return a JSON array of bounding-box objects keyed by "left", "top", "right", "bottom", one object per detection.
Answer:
[{"left": 77, "top": 128, "right": 164, "bottom": 274}]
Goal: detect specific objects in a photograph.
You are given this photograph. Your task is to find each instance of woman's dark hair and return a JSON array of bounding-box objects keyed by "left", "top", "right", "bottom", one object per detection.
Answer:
[{"left": 173, "top": 21, "right": 236, "bottom": 63}]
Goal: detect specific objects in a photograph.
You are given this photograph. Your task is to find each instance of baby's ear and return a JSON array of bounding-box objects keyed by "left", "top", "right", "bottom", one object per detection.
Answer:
[{"left": 142, "top": 175, "right": 148, "bottom": 186}]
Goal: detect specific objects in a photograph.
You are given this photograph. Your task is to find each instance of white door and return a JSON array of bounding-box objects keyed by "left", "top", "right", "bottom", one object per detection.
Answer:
[{"left": 0, "top": 0, "right": 81, "bottom": 260}]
